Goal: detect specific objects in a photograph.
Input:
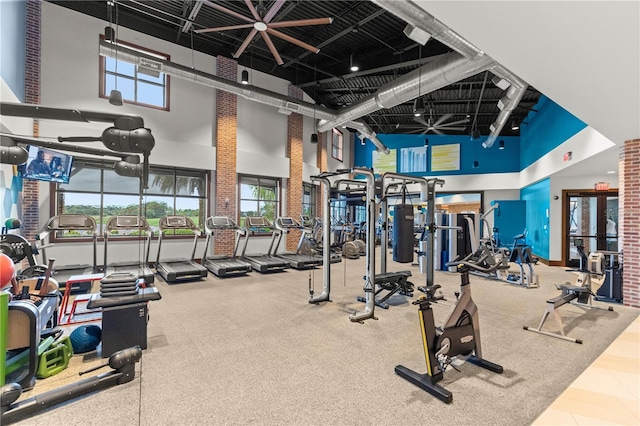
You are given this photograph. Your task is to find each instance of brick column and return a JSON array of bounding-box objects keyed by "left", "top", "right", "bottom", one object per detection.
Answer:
[
  {"left": 315, "top": 131, "right": 328, "bottom": 217},
  {"left": 286, "top": 85, "right": 304, "bottom": 251},
  {"left": 619, "top": 139, "right": 640, "bottom": 307},
  {"left": 22, "top": 0, "right": 42, "bottom": 242},
  {"left": 214, "top": 56, "right": 238, "bottom": 255}
]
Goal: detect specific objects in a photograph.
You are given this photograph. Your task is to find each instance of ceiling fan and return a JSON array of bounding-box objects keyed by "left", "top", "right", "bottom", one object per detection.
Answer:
[
  {"left": 413, "top": 106, "right": 469, "bottom": 135},
  {"left": 196, "top": 0, "right": 333, "bottom": 65}
]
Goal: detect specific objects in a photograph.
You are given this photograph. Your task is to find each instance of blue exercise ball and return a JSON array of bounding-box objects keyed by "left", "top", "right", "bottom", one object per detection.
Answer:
[{"left": 69, "top": 325, "right": 102, "bottom": 353}]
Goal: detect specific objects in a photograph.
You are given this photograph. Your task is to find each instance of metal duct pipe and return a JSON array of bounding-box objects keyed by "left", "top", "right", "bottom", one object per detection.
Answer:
[
  {"left": 483, "top": 66, "right": 528, "bottom": 148},
  {"left": 372, "top": 0, "right": 530, "bottom": 148},
  {"left": 318, "top": 52, "right": 495, "bottom": 132},
  {"left": 346, "top": 121, "right": 389, "bottom": 154},
  {"left": 100, "top": 40, "right": 389, "bottom": 152},
  {"left": 372, "top": 0, "right": 482, "bottom": 59}
]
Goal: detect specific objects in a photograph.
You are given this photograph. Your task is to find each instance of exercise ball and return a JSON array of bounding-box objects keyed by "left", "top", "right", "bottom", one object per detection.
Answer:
[
  {"left": 0, "top": 253, "right": 15, "bottom": 287},
  {"left": 69, "top": 325, "right": 102, "bottom": 353}
]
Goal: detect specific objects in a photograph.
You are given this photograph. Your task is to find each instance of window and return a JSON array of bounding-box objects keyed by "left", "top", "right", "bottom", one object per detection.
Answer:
[
  {"left": 100, "top": 36, "right": 170, "bottom": 110},
  {"left": 55, "top": 160, "right": 206, "bottom": 238},
  {"left": 239, "top": 175, "right": 280, "bottom": 233},
  {"left": 302, "top": 183, "right": 317, "bottom": 219},
  {"left": 331, "top": 128, "right": 343, "bottom": 161}
]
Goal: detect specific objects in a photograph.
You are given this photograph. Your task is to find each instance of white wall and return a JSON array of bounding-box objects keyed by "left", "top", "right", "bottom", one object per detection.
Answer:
[{"left": 3, "top": 3, "right": 369, "bottom": 267}]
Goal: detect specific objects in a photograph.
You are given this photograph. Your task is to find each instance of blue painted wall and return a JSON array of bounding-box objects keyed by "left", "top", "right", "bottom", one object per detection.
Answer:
[
  {"left": 520, "top": 95, "right": 587, "bottom": 169},
  {"left": 354, "top": 133, "right": 521, "bottom": 176},
  {"left": 0, "top": 1, "right": 26, "bottom": 101},
  {"left": 520, "top": 178, "right": 550, "bottom": 259}
]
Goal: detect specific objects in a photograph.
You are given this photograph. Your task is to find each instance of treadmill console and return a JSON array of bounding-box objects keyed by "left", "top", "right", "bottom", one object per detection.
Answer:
[
  {"left": 165, "top": 216, "right": 187, "bottom": 228},
  {"left": 277, "top": 217, "right": 299, "bottom": 228},
  {"left": 57, "top": 214, "right": 94, "bottom": 229},
  {"left": 116, "top": 215, "right": 141, "bottom": 227},
  {"left": 245, "top": 216, "right": 270, "bottom": 227},
  {"left": 209, "top": 216, "right": 236, "bottom": 228}
]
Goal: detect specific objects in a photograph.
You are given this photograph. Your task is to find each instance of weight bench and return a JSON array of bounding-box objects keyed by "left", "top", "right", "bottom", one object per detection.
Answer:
[
  {"left": 357, "top": 271, "right": 413, "bottom": 309},
  {"left": 524, "top": 284, "right": 613, "bottom": 344}
]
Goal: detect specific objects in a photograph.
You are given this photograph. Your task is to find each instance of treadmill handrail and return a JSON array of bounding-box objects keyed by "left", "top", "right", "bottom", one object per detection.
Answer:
[
  {"left": 38, "top": 214, "right": 98, "bottom": 273},
  {"left": 155, "top": 215, "right": 202, "bottom": 267},
  {"left": 103, "top": 215, "right": 153, "bottom": 268}
]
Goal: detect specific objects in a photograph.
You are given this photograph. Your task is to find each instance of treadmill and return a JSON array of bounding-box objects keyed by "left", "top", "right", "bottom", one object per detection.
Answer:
[
  {"left": 38, "top": 214, "right": 97, "bottom": 293},
  {"left": 201, "top": 216, "right": 252, "bottom": 277},
  {"left": 239, "top": 216, "right": 289, "bottom": 273},
  {"left": 271, "top": 217, "right": 323, "bottom": 269},
  {"left": 155, "top": 215, "right": 208, "bottom": 283},
  {"left": 103, "top": 215, "right": 155, "bottom": 284}
]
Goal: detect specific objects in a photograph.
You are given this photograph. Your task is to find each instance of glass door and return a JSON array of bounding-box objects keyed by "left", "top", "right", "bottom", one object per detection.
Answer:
[{"left": 565, "top": 191, "right": 618, "bottom": 268}]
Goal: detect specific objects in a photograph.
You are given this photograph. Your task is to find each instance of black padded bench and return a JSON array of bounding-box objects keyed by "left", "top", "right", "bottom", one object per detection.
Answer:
[{"left": 357, "top": 270, "right": 414, "bottom": 309}]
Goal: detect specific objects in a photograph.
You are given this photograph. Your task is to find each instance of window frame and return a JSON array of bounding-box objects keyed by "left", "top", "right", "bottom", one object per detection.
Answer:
[
  {"left": 98, "top": 35, "right": 171, "bottom": 111},
  {"left": 302, "top": 182, "right": 317, "bottom": 219},
  {"left": 331, "top": 128, "right": 343, "bottom": 162},
  {"left": 51, "top": 160, "right": 208, "bottom": 242},
  {"left": 238, "top": 174, "right": 281, "bottom": 235}
]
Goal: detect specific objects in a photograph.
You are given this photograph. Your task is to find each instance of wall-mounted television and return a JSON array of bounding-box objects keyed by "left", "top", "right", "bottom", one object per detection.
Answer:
[{"left": 20, "top": 145, "right": 74, "bottom": 184}]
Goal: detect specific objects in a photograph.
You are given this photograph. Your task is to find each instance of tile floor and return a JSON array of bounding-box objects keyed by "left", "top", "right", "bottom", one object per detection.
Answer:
[{"left": 533, "top": 315, "right": 640, "bottom": 425}]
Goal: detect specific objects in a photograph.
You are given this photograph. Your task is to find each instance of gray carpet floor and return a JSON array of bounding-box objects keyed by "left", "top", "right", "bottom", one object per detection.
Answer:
[{"left": 9, "top": 253, "right": 639, "bottom": 426}]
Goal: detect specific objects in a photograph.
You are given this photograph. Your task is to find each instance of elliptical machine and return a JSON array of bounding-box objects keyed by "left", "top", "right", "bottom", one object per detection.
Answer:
[{"left": 395, "top": 262, "right": 504, "bottom": 404}]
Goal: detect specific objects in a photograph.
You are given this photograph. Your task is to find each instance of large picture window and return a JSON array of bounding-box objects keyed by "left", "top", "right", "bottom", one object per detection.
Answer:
[
  {"left": 239, "top": 175, "right": 280, "bottom": 232},
  {"left": 331, "top": 128, "right": 343, "bottom": 161},
  {"left": 302, "top": 183, "right": 317, "bottom": 219},
  {"left": 100, "top": 37, "right": 170, "bottom": 110},
  {"left": 55, "top": 160, "right": 206, "bottom": 237}
]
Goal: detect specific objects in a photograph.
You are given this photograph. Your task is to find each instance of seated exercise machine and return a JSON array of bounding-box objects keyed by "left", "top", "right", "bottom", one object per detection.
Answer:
[
  {"left": 239, "top": 216, "right": 289, "bottom": 273},
  {"left": 155, "top": 215, "right": 208, "bottom": 283},
  {"left": 523, "top": 239, "right": 613, "bottom": 343},
  {"left": 103, "top": 215, "right": 155, "bottom": 284},
  {"left": 270, "top": 217, "right": 323, "bottom": 270},
  {"left": 594, "top": 250, "right": 623, "bottom": 303},
  {"left": 1, "top": 346, "right": 142, "bottom": 425},
  {"left": 505, "top": 232, "right": 539, "bottom": 288},
  {"left": 201, "top": 216, "right": 252, "bottom": 278},
  {"left": 395, "top": 262, "right": 504, "bottom": 404},
  {"left": 37, "top": 214, "right": 98, "bottom": 294}
]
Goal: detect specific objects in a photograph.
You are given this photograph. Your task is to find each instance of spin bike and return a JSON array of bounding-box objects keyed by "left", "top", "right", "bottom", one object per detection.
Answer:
[{"left": 395, "top": 262, "right": 504, "bottom": 404}]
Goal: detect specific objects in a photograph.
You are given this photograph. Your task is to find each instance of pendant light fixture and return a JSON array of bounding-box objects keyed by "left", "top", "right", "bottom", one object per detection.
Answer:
[{"left": 310, "top": 66, "right": 318, "bottom": 143}]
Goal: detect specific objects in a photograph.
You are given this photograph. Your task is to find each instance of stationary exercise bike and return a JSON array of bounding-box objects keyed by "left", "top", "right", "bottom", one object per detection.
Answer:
[{"left": 395, "top": 262, "right": 504, "bottom": 404}]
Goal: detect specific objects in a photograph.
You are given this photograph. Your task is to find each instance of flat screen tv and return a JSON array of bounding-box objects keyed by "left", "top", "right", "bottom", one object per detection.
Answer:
[{"left": 20, "top": 145, "right": 74, "bottom": 184}]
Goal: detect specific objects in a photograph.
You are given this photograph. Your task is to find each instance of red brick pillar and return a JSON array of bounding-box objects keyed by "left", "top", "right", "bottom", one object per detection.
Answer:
[
  {"left": 315, "top": 132, "right": 328, "bottom": 217},
  {"left": 214, "top": 56, "right": 238, "bottom": 255},
  {"left": 619, "top": 139, "right": 640, "bottom": 307},
  {"left": 22, "top": 0, "right": 42, "bottom": 242},
  {"left": 286, "top": 85, "right": 304, "bottom": 251}
]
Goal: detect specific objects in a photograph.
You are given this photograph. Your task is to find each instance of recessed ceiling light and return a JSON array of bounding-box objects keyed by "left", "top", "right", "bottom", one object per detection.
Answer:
[{"left": 607, "top": 170, "right": 616, "bottom": 174}]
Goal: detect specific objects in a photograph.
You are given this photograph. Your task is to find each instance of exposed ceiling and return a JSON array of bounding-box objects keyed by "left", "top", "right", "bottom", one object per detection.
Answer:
[{"left": 49, "top": 0, "right": 542, "bottom": 137}]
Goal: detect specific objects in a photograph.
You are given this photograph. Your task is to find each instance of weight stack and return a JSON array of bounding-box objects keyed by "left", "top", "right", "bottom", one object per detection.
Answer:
[{"left": 393, "top": 204, "right": 414, "bottom": 263}]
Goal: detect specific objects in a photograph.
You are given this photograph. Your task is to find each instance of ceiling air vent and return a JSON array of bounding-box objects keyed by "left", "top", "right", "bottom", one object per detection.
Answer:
[{"left": 284, "top": 102, "right": 300, "bottom": 112}]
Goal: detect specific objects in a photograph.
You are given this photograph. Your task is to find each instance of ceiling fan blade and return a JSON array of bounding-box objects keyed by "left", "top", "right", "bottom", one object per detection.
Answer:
[
  {"left": 268, "top": 17, "right": 334, "bottom": 28},
  {"left": 260, "top": 31, "right": 284, "bottom": 65},
  {"left": 244, "top": 0, "right": 261, "bottom": 21},
  {"left": 262, "top": 0, "right": 286, "bottom": 23},
  {"left": 266, "top": 28, "right": 320, "bottom": 53},
  {"left": 413, "top": 116, "right": 429, "bottom": 127},
  {"left": 438, "top": 118, "right": 470, "bottom": 127},
  {"left": 435, "top": 126, "right": 466, "bottom": 131},
  {"left": 233, "top": 28, "right": 258, "bottom": 59},
  {"left": 201, "top": 0, "right": 254, "bottom": 23},
  {"left": 433, "top": 129, "right": 445, "bottom": 135},
  {"left": 433, "top": 113, "right": 453, "bottom": 127},
  {"left": 195, "top": 23, "right": 254, "bottom": 34}
]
